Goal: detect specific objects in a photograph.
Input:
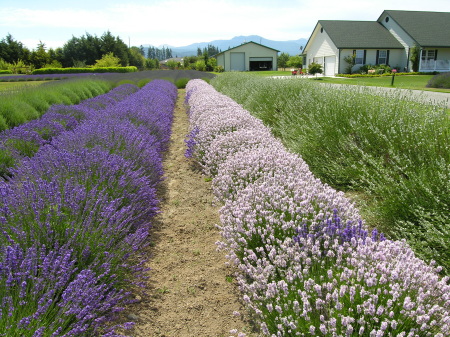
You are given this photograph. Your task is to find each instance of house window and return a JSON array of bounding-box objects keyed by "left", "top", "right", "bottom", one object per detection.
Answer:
[
  {"left": 422, "top": 49, "right": 436, "bottom": 61},
  {"left": 354, "top": 50, "right": 365, "bottom": 65},
  {"left": 378, "top": 50, "right": 387, "bottom": 64}
]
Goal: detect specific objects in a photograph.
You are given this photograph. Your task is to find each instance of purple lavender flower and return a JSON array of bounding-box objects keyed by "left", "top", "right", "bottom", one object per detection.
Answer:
[{"left": 0, "top": 79, "right": 177, "bottom": 336}]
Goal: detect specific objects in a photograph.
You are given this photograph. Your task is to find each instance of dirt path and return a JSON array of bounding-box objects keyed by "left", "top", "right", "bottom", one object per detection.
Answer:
[{"left": 125, "top": 89, "right": 255, "bottom": 337}]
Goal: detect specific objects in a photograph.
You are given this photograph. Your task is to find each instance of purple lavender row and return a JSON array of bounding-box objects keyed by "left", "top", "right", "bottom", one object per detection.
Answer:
[
  {"left": 0, "top": 79, "right": 177, "bottom": 336},
  {"left": 0, "top": 73, "right": 113, "bottom": 82},
  {"left": 0, "top": 83, "right": 140, "bottom": 179},
  {"left": 185, "top": 79, "right": 450, "bottom": 337}
]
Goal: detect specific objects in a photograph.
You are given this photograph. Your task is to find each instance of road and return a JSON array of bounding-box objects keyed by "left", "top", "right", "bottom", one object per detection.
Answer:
[
  {"left": 319, "top": 82, "right": 450, "bottom": 108},
  {"left": 272, "top": 75, "right": 450, "bottom": 108}
]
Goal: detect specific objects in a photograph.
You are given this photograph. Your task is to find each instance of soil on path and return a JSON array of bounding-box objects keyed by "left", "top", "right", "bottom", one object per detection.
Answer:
[{"left": 125, "top": 89, "right": 255, "bottom": 337}]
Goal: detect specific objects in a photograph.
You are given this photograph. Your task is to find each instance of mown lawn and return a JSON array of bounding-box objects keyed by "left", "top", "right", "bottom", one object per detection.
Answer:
[
  {"left": 248, "top": 71, "right": 450, "bottom": 92},
  {"left": 315, "top": 74, "right": 450, "bottom": 92}
]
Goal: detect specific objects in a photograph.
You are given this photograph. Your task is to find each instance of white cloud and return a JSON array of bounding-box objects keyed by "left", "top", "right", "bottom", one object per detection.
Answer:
[
  {"left": 0, "top": 8, "right": 108, "bottom": 29},
  {"left": 1, "top": 0, "right": 449, "bottom": 48}
]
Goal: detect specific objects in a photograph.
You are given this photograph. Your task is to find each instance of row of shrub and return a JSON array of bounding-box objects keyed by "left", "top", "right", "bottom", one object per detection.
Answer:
[
  {"left": 0, "top": 70, "right": 12, "bottom": 74},
  {"left": 336, "top": 71, "right": 437, "bottom": 77},
  {"left": 0, "top": 83, "right": 139, "bottom": 178},
  {"left": 0, "top": 79, "right": 177, "bottom": 336},
  {"left": 185, "top": 79, "right": 449, "bottom": 336},
  {"left": 0, "top": 78, "right": 113, "bottom": 131},
  {"left": 32, "top": 67, "right": 138, "bottom": 75},
  {"left": 211, "top": 73, "right": 449, "bottom": 274},
  {"left": 0, "top": 74, "right": 73, "bottom": 82}
]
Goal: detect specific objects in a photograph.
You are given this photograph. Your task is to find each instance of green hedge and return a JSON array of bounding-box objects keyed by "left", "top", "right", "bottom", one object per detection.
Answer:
[
  {"left": 32, "top": 66, "right": 138, "bottom": 75},
  {"left": 0, "top": 70, "right": 13, "bottom": 75},
  {"left": 336, "top": 71, "right": 437, "bottom": 78}
]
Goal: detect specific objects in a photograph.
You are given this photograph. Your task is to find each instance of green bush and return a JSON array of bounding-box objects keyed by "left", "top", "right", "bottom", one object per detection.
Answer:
[
  {"left": 336, "top": 72, "right": 422, "bottom": 78},
  {"left": 137, "top": 78, "right": 152, "bottom": 88},
  {"left": 0, "top": 70, "right": 12, "bottom": 74},
  {"left": 175, "top": 77, "right": 189, "bottom": 89},
  {"left": 308, "top": 62, "right": 323, "bottom": 75},
  {"left": 0, "top": 101, "right": 27, "bottom": 128},
  {"left": 194, "top": 60, "right": 206, "bottom": 72},
  {"left": 426, "top": 72, "right": 450, "bottom": 88},
  {"left": 94, "top": 52, "right": 121, "bottom": 67},
  {"left": 0, "top": 115, "right": 7, "bottom": 132},
  {"left": 116, "top": 79, "right": 135, "bottom": 86}
]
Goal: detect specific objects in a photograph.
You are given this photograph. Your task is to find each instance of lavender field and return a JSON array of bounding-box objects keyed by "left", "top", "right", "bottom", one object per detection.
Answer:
[
  {"left": 0, "top": 71, "right": 448, "bottom": 336},
  {"left": 185, "top": 79, "right": 450, "bottom": 336},
  {"left": 0, "top": 79, "right": 177, "bottom": 336}
]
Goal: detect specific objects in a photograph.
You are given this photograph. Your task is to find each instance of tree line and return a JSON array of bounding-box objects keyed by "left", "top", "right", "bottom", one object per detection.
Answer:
[
  {"left": 197, "top": 45, "right": 221, "bottom": 57},
  {"left": 146, "top": 46, "right": 173, "bottom": 60},
  {"left": 0, "top": 32, "right": 198, "bottom": 73}
]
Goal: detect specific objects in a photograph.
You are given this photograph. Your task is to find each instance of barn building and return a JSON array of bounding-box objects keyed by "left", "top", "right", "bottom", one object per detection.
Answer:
[{"left": 215, "top": 41, "right": 279, "bottom": 71}]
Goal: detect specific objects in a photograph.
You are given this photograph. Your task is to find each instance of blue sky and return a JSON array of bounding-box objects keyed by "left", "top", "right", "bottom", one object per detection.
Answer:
[{"left": 1, "top": 0, "right": 449, "bottom": 49}]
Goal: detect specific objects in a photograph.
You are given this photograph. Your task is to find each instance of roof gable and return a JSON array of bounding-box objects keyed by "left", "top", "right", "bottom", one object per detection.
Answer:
[
  {"left": 215, "top": 41, "right": 280, "bottom": 56},
  {"left": 379, "top": 10, "right": 450, "bottom": 47},
  {"left": 319, "top": 20, "right": 404, "bottom": 49}
]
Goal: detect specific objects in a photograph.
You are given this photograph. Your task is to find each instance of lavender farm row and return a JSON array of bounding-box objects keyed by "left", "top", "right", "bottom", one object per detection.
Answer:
[
  {"left": 185, "top": 79, "right": 449, "bottom": 337},
  {"left": 0, "top": 83, "right": 140, "bottom": 178},
  {"left": 0, "top": 80, "right": 177, "bottom": 336},
  {"left": 210, "top": 73, "right": 449, "bottom": 274}
]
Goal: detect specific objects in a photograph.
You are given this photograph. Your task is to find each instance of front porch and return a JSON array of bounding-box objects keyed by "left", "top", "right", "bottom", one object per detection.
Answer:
[{"left": 419, "top": 59, "right": 450, "bottom": 72}]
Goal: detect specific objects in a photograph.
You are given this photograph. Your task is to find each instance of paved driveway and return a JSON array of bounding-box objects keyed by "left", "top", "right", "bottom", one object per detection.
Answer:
[
  {"left": 272, "top": 75, "right": 450, "bottom": 108},
  {"left": 319, "top": 82, "right": 450, "bottom": 108}
]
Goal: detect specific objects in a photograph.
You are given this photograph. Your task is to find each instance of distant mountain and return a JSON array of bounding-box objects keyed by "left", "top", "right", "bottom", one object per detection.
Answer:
[{"left": 142, "top": 35, "right": 307, "bottom": 58}]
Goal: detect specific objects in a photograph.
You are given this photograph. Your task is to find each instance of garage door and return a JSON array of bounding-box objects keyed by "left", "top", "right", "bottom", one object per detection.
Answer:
[
  {"left": 324, "top": 56, "right": 336, "bottom": 76},
  {"left": 230, "top": 52, "right": 245, "bottom": 71},
  {"left": 249, "top": 57, "right": 273, "bottom": 71}
]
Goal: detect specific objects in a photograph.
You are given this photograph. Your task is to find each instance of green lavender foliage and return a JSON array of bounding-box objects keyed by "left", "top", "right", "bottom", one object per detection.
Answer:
[{"left": 0, "top": 79, "right": 112, "bottom": 130}]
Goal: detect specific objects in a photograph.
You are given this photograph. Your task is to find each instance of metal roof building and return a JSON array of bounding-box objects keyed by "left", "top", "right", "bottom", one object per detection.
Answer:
[{"left": 215, "top": 41, "right": 279, "bottom": 72}]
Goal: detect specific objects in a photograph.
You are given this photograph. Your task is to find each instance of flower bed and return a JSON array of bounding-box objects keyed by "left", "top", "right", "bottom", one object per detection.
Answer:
[
  {"left": 0, "top": 79, "right": 177, "bottom": 336},
  {"left": 185, "top": 79, "right": 450, "bottom": 336}
]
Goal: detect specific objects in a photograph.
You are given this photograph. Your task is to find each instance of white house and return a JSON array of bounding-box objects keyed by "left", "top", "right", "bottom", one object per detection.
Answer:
[
  {"left": 303, "top": 10, "right": 450, "bottom": 75},
  {"left": 215, "top": 41, "right": 279, "bottom": 72}
]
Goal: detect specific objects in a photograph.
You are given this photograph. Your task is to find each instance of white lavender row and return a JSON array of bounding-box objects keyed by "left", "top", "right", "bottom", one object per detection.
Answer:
[
  {"left": 185, "top": 79, "right": 450, "bottom": 336},
  {"left": 0, "top": 79, "right": 177, "bottom": 336}
]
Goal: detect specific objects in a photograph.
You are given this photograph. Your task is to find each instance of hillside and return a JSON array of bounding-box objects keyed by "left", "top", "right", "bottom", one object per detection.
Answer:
[{"left": 142, "top": 35, "right": 307, "bottom": 57}]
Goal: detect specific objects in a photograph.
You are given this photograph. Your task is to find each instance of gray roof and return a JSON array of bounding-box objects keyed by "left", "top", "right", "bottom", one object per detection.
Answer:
[
  {"left": 319, "top": 20, "right": 404, "bottom": 49},
  {"left": 380, "top": 10, "right": 450, "bottom": 47}
]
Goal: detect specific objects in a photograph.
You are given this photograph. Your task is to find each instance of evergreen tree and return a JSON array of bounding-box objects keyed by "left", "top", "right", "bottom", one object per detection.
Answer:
[
  {"left": 30, "top": 41, "right": 50, "bottom": 69},
  {"left": 100, "top": 31, "right": 129, "bottom": 66},
  {"left": 0, "top": 34, "right": 30, "bottom": 64}
]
